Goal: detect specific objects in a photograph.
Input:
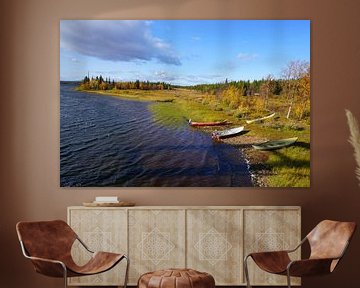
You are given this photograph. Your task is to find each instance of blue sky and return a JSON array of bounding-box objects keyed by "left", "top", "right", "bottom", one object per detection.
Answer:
[{"left": 60, "top": 20, "right": 310, "bottom": 85}]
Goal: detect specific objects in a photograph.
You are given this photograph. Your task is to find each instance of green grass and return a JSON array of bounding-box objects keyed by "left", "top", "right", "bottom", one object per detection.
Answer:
[
  {"left": 79, "top": 88, "right": 310, "bottom": 187},
  {"left": 149, "top": 98, "right": 231, "bottom": 127},
  {"left": 265, "top": 146, "right": 310, "bottom": 187},
  {"left": 80, "top": 88, "right": 181, "bottom": 102}
]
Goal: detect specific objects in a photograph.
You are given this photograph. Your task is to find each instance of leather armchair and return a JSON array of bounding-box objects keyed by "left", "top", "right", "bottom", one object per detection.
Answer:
[
  {"left": 16, "top": 220, "right": 129, "bottom": 288},
  {"left": 244, "top": 220, "right": 356, "bottom": 288}
]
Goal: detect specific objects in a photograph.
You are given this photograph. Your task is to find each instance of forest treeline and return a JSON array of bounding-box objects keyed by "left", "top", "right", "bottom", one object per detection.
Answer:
[
  {"left": 187, "top": 60, "right": 310, "bottom": 120},
  {"left": 78, "top": 75, "right": 172, "bottom": 91},
  {"left": 77, "top": 60, "right": 310, "bottom": 121}
]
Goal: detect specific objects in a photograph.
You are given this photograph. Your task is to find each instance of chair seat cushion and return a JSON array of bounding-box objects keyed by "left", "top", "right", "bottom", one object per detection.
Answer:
[
  {"left": 138, "top": 268, "right": 215, "bottom": 288},
  {"left": 67, "top": 252, "right": 124, "bottom": 276},
  {"left": 250, "top": 251, "right": 291, "bottom": 274}
]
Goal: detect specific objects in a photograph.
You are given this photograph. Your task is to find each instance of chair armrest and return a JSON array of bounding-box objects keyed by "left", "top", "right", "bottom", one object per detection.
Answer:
[
  {"left": 247, "top": 250, "right": 290, "bottom": 258},
  {"left": 285, "top": 237, "right": 307, "bottom": 253},
  {"left": 26, "top": 255, "right": 65, "bottom": 265},
  {"left": 26, "top": 255, "right": 67, "bottom": 278},
  {"left": 76, "top": 236, "right": 94, "bottom": 253},
  {"left": 245, "top": 237, "right": 306, "bottom": 259},
  {"left": 287, "top": 258, "right": 336, "bottom": 277}
]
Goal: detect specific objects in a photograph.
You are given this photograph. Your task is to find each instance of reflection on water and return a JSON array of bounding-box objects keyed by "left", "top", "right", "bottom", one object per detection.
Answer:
[{"left": 60, "top": 83, "right": 253, "bottom": 187}]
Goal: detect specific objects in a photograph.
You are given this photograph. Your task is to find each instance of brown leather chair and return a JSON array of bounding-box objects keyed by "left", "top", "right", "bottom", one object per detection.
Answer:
[
  {"left": 16, "top": 220, "right": 129, "bottom": 288},
  {"left": 244, "top": 220, "right": 356, "bottom": 288}
]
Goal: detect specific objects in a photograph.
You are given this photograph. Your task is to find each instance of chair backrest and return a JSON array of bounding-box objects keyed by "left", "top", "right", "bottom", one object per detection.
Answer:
[
  {"left": 16, "top": 220, "right": 77, "bottom": 261},
  {"left": 307, "top": 220, "right": 356, "bottom": 261}
]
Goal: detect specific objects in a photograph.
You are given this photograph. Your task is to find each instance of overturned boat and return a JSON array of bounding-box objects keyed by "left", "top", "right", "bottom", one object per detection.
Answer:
[
  {"left": 212, "top": 126, "right": 245, "bottom": 139},
  {"left": 252, "top": 137, "right": 298, "bottom": 150},
  {"left": 245, "top": 112, "right": 276, "bottom": 124},
  {"left": 188, "top": 119, "right": 230, "bottom": 127}
]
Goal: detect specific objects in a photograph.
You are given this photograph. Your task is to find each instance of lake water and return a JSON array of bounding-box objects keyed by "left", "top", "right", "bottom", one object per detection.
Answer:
[{"left": 60, "top": 83, "right": 253, "bottom": 187}]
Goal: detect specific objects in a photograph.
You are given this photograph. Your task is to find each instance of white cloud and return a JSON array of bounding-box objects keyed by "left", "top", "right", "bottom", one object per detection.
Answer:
[
  {"left": 153, "top": 71, "right": 177, "bottom": 82},
  {"left": 191, "top": 36, "right": 201, "bottom": 41},
  {"left": 236, "top": 52, "right": 258, "bottom": 61},
  {"left": 60, "top": 20, "right": 181, "bottom": 65}
]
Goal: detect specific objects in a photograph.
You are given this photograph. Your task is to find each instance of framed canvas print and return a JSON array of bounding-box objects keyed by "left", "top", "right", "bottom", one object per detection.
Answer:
[{"left": 60, "top": 20, "right": 310, "bottom": 187}]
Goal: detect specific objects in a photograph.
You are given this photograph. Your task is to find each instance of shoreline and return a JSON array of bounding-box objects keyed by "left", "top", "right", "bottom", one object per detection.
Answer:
[
  {"left": 198, "top": 127, "right": 270, "bottom": 187},
  {"left": 223, "top": 135, "right": 270, "bottom": 187}
]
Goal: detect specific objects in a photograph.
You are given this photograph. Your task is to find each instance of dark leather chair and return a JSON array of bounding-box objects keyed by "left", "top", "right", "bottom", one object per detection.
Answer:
[
  {"left": 244, "top": 220, "right": 356, "bottom": 288},
  {"left": 16, "top": 220, "right": 129, "bottom": 288}
]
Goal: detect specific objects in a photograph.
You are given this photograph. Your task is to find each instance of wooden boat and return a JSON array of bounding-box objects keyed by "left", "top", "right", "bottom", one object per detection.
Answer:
[
  {"left": 245, "top": 112, "right": 276, "bottom": 124},
  {"left": 188, "top": 119, "right": 230, "bottom": 127},
  {"left": 252, "top": 137, "right": 298, "bottom": 150},
  {"left": 212, "top": 126, "right": 245, "bottom": 139}
]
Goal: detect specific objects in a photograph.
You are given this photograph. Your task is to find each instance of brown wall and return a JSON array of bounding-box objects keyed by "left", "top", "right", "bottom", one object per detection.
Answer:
[{"left": 1, "top": 0, "right": 360, "bottom": 287}]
